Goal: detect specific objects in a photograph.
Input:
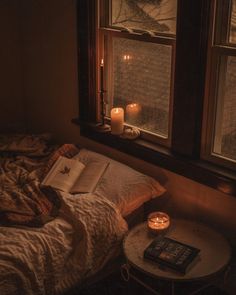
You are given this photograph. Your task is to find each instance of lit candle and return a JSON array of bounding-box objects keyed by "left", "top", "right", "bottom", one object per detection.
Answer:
[
  {"left": 100, "top": 59, "right": 104, "bottom": 91},
  {"left": 123, "top": 54, "right": 131, "bottom": 61},
  {"left": 111, "top": 107, "right": 124, "bottom": 135},
  {"left": 126, "top": 103, "right": 141, "bottom": 124},
  {"left": 147, "top": 212, "right": 170, "bottom": 235}
]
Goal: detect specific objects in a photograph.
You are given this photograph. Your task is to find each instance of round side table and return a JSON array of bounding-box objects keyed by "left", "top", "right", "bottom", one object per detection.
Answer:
[{"left": 122, "top": 219, "right": 231, "bottom": 295}]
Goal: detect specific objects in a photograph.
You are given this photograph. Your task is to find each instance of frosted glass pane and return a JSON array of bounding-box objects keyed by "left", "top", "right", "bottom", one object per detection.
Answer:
[
  {"left": 229, "top": 0, "right": 236, "bottom": 43},
  {"left": 214, "top": 56, "right": 236, "bottom": 161},
  {"left": 111, "top": 0, "right": 177, "bottom": 35},
  {"left": 109, "top": 37, "right": 172, "bottom": 137}
]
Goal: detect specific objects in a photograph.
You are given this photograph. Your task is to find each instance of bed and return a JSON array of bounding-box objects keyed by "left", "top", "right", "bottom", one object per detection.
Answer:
[{"left": 0, "top": 134, "right": 166, "bottom": 295}]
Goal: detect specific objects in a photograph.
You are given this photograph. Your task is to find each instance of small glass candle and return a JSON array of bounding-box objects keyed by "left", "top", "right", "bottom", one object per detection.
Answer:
[{"left": 147, "top": 212, "right": 170, "bottom": 235}]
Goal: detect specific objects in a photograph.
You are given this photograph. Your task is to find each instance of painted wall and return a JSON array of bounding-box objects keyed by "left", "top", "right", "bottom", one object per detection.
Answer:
[
  {"left": 21, "top": 0, "right": 79, "bottom": 142},
  {"left": 0, "top": 0, "right": 25, "bottom": 132}
]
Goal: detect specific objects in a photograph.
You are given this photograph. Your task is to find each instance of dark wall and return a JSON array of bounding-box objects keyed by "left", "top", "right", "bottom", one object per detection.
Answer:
[{"left": 0, "top": 0, "right": 25, "bottom": 132}]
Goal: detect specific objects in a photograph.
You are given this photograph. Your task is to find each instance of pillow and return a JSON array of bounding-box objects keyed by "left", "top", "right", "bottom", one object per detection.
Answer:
[{"left": 76, "top": 149, "right": 166, "bottom": 216}]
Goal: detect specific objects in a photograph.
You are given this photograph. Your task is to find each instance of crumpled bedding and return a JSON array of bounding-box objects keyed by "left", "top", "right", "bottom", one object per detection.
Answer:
[
  {"left": 0, "top": 193, "right": 128, "bottom": 295},
  {"left": 0, "top": 139, "right": 78, "bottom": 227},
  {"left": 0, "top": 135, "right": 128, "bottom": 295},
  {"left": 0, "top": 153, "right": 61, "bottom": 227}
]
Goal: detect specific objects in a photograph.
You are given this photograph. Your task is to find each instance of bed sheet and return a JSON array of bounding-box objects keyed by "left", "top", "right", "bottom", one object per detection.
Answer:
[
  {"left": 0, "top": 193, "right": 127, "bottom": 295},
  {"left": 0, "top": 136, "right": 165, "bottom": 295}
]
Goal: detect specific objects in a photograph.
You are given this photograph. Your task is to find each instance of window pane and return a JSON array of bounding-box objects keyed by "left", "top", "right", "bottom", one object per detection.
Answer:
[
  {"left": 229, "top": 0, "right": 236, "bottom": 43},
  {"left": 213, "top": 56, "right": 236, "bottom": 161},
  {"left": 108, "top": 37, "right": 172, "bottom": 138},
  {"left": 111, "top": 0, "right": 177, "bottom": 35}
]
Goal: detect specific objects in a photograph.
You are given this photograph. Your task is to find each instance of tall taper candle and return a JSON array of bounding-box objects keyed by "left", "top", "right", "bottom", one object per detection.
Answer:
[
  {"left": 100, "top": 58, "right": 104, "bottom": 91},
  {"left": 100, "top": 59, "right": 105, "bottom": 125}
]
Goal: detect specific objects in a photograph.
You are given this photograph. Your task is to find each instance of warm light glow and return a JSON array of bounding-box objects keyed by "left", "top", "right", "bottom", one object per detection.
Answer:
[
  {"left": 217, "top": 182, "right": 233, "bottom": 194},
  {"left": 101, "top": 59, "right": 104, "bottom": 66},
  {"left": 123, "top": 54, "right": 131, "bottom": 61},
  {"left": 127, "top": 103, "right": 139, "bottom": 109},
  {"left": 147, "top": 212, "right": 170, "bottom": 235},
  {"left": 110, "top": 107, "right": 124, "bottom": 135},
  {"left": 126, "top": 103, "right": 141, "bottom": 123}
]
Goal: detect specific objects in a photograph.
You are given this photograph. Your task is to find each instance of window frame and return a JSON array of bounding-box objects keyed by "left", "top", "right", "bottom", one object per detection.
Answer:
[
  {"left": 75, "top": 0, "right": 236, "bottom": 197},
  {"left": 201, "top": 0, "right": 236, "bottom": 170},
  {"left": 98, "top": 0, "right": 177, "bottom": 147},
  {"left": 99, "top": 28, "right": 175, "bottom": 147}
]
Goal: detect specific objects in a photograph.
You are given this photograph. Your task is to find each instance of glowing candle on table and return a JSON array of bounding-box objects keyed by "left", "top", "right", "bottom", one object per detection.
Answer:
[
  {"left": 147, "top": 212, "right": 170, "bottom": 235},
  {"left": 111, "top": 107, "right": 124, "bottom": 135},
  {"left": 126, "top": 103, "right": 141, "bottom": 124}
]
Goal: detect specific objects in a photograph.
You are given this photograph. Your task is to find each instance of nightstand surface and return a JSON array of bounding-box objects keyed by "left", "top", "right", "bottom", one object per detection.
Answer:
[{"left": 123, "top": 219, "right": 231, "bottom": 282}]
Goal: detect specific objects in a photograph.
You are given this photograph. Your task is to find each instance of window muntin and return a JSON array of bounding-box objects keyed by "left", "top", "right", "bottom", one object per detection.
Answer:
[
  {"left": 203, "top": 0, "right": 236, "bottom": 169},
  {"left": 213, "top": 55, "right": 236, "bottom": 162},
  {"left": 100, "top": 0, "right": 176, "bottom": 145},
  {"left": 111, "top": 0, "right": 177, "bottom": 35},
  {"left": 229, "top": 0, "right": 236, "bottom": 44}
]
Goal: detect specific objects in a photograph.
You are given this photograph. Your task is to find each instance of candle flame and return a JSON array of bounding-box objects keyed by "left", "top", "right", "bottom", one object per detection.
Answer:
[
  {"left": 101, "top": 59, "right": 104, "bottom": 66},
  {"left": 126, "top": 103, "right": 141, "bottom": 113},
  {"left": 151, "top": 216, "right": 167, "bottom": 225},
  {"left": 123, "top": 55, "right": 131, "bottom": 61}
]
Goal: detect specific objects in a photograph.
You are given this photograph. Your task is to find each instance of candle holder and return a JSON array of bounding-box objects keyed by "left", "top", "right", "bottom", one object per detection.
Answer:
[
  {"left": 147, "top": 212, "right": 170, "bottom": 236},
  {"left": 95, "top": 89, "right": 111, "bottom": 133},
  {"left": 120, "top": 127, "right": 140, "bottom": 140},
  {"left": 95, "top": 59, "right": 111, "bottom": 133}
]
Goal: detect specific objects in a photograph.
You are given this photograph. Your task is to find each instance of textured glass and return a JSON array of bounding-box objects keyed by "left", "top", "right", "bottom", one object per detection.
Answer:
[
  {"left": 109, "top": 37, "right": 172, "bottom": 137},
  {"left": 229, "top": 0, "right": 236, "bottom": 43},
  {"left": 111, "top": 0, "right": 177, "bottom": 35},
  {"left": 214, "top": 56, "right": 236, "bottom": 161}
]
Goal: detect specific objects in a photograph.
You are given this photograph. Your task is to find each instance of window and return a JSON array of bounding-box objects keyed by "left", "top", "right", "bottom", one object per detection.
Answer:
[
  {"left": 202, "top": 0, "right": 236, "bottom": 170},
  {"left": 99, "top": 0, "right": 177, "bottom": 145},
  {"left": 76, "top": 0, "right": 236, "bottom": 196}
]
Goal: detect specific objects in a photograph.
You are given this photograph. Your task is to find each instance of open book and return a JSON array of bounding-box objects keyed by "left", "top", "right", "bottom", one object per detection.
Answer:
[{"left": 42, "top": 156, "right": 109, "bottom": 193}]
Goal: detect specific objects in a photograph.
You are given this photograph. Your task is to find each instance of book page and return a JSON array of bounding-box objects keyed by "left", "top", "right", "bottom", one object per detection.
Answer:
[
  {"left": 71, "top": 161, "right": 109, "bottom": 193},
  {"left": 42, "top": 156, "right": 85, "bottom": 193}
]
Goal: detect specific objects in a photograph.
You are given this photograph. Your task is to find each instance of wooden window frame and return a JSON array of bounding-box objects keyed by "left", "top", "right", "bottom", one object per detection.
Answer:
[
  {"left": 202, "top": 0, "right": 236, "bottom": 171},
  {"left": 99, "top": 28, "right": 175, "bottom": 147},
  {"left": 98, "top": 0, "right": 177, "bottom": 146},
  {"left": 74, "top": 0, "right": 236, "bottom": 197}
]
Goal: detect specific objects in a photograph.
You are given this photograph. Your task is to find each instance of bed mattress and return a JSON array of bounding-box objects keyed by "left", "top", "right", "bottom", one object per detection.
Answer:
[{"left": 0, "top": 135, "right": 165, "bottom": 295}]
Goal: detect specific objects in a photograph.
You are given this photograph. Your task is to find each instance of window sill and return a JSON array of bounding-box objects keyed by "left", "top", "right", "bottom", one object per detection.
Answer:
[{"left": 72, "top": 119, "right": 236, "bottom": 197}]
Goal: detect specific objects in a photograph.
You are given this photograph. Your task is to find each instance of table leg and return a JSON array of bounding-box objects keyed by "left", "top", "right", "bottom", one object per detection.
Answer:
[
  {"left": 121, "top": 264, "right": 162, "bottom": 295},
  {"left": 171, "top": 281, "right": 175, "bottom": 295}
]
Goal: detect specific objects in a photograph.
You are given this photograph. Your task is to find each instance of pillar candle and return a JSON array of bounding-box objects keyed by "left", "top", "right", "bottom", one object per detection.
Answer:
[
  {"left": 111, "top": 107, "right": 124, "bottom": 135},
  {"left": 126, "top": 103, "right": 141, "bottom": 124}
]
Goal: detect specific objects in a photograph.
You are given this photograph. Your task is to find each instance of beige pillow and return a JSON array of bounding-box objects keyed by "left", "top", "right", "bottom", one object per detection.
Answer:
[{"left": 76, "top": 149, "right": 166, "bottom": 216}]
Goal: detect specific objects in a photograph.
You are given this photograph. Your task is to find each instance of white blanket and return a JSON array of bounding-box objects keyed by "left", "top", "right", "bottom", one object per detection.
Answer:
[{"left": 0, "top": 193, "right": 128, "bottom": 295}]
